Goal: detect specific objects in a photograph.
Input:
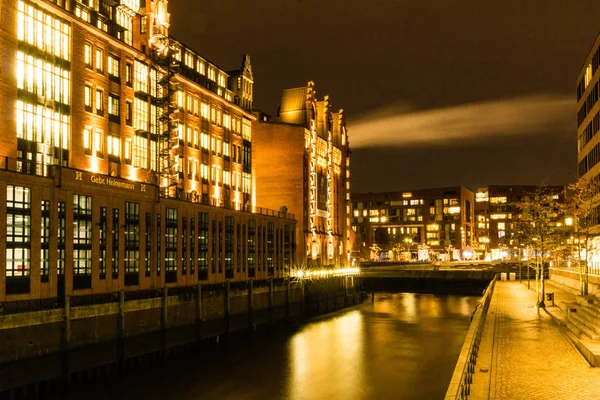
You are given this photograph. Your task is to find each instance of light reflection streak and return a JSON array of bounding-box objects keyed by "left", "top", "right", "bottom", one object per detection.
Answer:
[{"left": 290, "top": 310, "right": 364, "bottom": 400}]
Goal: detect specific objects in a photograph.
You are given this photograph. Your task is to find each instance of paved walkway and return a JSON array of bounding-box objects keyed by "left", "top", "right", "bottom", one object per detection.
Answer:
[{"left": 470, "top": 280, "right": 600, "bottom": 400}]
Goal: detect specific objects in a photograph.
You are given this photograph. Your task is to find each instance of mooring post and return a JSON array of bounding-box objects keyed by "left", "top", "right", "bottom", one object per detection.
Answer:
[
  {"left": 225, "top": 282, "right": 230, "bottom": 334},
  {"left": 286, "top": 279, "right": 291, "bottom": 321},
  {"left": 161, "top": 286, "right": 168, "bottom": 359},
  {"left": 196, "top": 282, "right": 202, "bottom": 343},
  {"left": 62, "top": 295, "right": 71, "bottom": 387},
  {"left": 269, "top": 277, "right": 274, "bottom": 325},
  {"left": 118, "top": 290, "right": 125, "bottom": 374},
  {"left": 248, "top": 279, "right": 254, "bottom": 328}
]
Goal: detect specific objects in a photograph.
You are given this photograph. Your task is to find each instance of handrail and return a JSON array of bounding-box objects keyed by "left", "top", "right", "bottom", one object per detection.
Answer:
[{"left": 445, "top": 274, "right": 498, "bottom": 400}]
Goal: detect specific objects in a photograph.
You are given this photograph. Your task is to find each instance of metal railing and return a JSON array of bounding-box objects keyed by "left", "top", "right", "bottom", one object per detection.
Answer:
[{"left": 445, "top": 274, "right": 497, "bottom": 400}]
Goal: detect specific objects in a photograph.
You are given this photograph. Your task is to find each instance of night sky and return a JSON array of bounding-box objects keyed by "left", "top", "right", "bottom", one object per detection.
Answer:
[{"left": 169, "top": 0, "right": 600, "bottom": 193}]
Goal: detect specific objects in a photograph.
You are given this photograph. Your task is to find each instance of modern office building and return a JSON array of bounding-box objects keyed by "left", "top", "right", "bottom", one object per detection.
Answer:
[
  {"left": 253, "top": 82, "right": 352, "bottom": 268},
  {"left": 0, "top": 0, "right": 296, "bottom": 304},
  {"left": 474, "top": 185, "right": 565, "bottom": 259},
  {"left": 351, "top": 187, "right": 475, "bottom": 261}
]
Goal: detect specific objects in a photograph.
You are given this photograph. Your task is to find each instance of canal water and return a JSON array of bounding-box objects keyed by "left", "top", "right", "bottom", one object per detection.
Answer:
[{"left": 67, "top": 293, "right": 480, "bottom": 400}]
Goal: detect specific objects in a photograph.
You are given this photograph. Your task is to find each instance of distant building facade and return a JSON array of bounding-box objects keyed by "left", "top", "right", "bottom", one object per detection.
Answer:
[
  {"left": 0, "top": 0, "right": 296, "bottom": 303},
  {"left": 253, "top": 82, "right": 352, "bottom": 268},
  {"left": 351, "top": 187, "right": 475, "bottom": 261},
  {"left": 474, "top": 185, "right": 565, "bottom": 259}
]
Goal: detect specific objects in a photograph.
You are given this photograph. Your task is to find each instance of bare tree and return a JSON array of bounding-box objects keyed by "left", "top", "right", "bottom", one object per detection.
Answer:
[
  {"left": 564, "top": 176, "right": 600, "bottom": 295},
  {"left": 515, "top": 186, "right": 563, "bottom": 307}
]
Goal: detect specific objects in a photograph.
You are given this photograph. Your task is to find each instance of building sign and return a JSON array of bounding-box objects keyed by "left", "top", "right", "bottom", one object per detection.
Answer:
[
  {"left": 90, "top": 175, "right": 136, "bottom": 190},
  {"left": 74, "top": 170, "right": 146, "bottom": 192}
]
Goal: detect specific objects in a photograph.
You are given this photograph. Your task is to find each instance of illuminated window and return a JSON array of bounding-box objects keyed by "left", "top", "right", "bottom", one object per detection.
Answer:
[
  {"left": 211, "top": 106, "right": 216, "bottom": 124},
  {"left": 134, "top": 60, "right": 148, "bottom": 93},
  {"left": 16, "top": 51, "right": 70, "bottom": 105},
  {"left": 193, "top": 128, "right": 199, "bottom": 148},
  {"left": 498, "top": 222, "right": 506, "bottom": 230},
  {"left": 6, "top": 185, "right": 32, "bottom": 284},
  {"left": 177, "top": 91, "right": 183, "bottom": 108},
  {"left": 201, "top": 132, "right": 209, "bottom": 149},
  {"left": 218, "top": 73, "right": 226, "bottom": 87},
  {"left": 116, "top": 7, "right": 133, "bottom": 45},
  {"left": 17, "top": 1, "right": 70, "bottom": 61},
  {"left": 93, "top": 129, "right": 103, "bottom": 157},
  {"left": 193, "top": 98, "right": 199, "bottom": 116},
  {"left": 95, "top": 89, "right": 104, "bottom": 115},
  {"left": 490, "top": 197, "right": 507, "bottom": 204},
  {"left": 108, "top": 55, "right": 120, "bottom": 79},
  {"left": 184, "top": 51, "right": 194, "bottom": 68},
  {"left": 196, "top": 61, "right": 205, "bottom": 75},
  {"left": 585, "top": 63, "right": 593, "bottom": 88},
  {"left": 216, "top": 109, "right": 222, "bottom": 126},
  {"left": 224, "top": 113, "right": 231, "bottom": 130},
  {"left": 133, "top": 135, "right": 148, "bottom": 169},
  {"left": 498, "top": 231, "right": 505, "bottom": 238},
  {"left": 84, "top": 85, "right": 93, "bottom": 111},
  {"left": 133, "top": 98, "right": 148, "bottom": 131},
  {"left": 201, "top": 102, "right": 209, "bottom": 119},
  {"left": 187, "top": 95, "right": 192, "bottom": 113},
  {"left": 108, "top": 94, "right": 120, "bottom": 121},
  {"left": 83, "top": 127, "right": 92, "bottom": 155},
  {"left": 95, "top": 48, "right": 103, "bottom": 72},
  {"left": 85, "top": 44, "right": 93, "bottom": 68},
  {"left": 108, "top": 135, "right": 120, "bottom": 158},
  {"left": 223, "top": 141, "right": 229, "bottom": 158},
  {"left": 242, "top": 119, "right": 251, "bottom": 141},
  {"left": 124, "top": 139, "right": 132, "bottom": 164},
  {"left": 208, "top": 66, "right": 216, "bottom": 81},
  {"left": 75, "top": 6, "right": 90, "bottom": 22}
]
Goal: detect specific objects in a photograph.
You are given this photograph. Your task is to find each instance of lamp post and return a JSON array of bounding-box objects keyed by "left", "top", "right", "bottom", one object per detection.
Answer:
[
  {"left": 404, "top": 237, "right": 413, "bottom": 261},
  {"left": 565, "top": 216, "right": 587, "bottom": 295}
]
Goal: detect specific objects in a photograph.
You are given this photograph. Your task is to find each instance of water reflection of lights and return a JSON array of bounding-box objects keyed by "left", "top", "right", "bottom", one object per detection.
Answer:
[{"left": 290, "top": 310, "right": 364, "bottom": 400}]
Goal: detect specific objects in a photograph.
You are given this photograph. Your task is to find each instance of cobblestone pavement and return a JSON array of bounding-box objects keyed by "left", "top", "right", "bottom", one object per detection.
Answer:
[{"left": 471, "top": 281, "right": 600, "bottom": 400}]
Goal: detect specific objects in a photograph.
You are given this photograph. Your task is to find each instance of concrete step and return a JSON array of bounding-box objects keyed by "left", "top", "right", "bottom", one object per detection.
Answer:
[
  {"left": 566, "top": 320, "right": 585, "bottom": 339},
  {"left": 566, "top": 314, "right": 600, "bottom": 340},
  {"left": 569, "top": 309, "right": 600, "bottom": 336},
  {"left": 574, "top": 303, "right": 600, "bottom": 322},
  {"left": 577, "top": 296, "right": 600, "bottom": 313}
]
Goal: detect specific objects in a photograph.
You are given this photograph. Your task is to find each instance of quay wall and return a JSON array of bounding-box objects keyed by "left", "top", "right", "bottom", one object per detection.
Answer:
[
  {"left": 0, "top": 276, "right": 360, "bottom": 394},
  {"left": 549, "top": 268, "right": 600, "bottom": 295}
]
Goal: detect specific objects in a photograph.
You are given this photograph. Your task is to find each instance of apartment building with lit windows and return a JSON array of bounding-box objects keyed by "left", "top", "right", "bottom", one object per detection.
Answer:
[
  {"left": 0, "top": 0, "right": 295, "bottom": 303},
  {"left": 253, "top": 82, "right": 352, "bottom": 268},
  {"left": 474, "top": 185, "right": 565, "bottom": 259},
  {"left": 351, "top": 187, "right": 475, "bottom": 261},
  {"left": 577, "top": 34, "right": 600, "bottom": 223}
]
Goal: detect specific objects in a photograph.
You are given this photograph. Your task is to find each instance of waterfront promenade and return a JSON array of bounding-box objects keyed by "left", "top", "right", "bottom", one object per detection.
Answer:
[{"left": 470, "top": 280, "right": 600, "bottom": 400}]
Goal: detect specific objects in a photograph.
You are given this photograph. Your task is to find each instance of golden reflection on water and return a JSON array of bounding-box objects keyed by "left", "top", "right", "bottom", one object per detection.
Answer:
[{"left": 289, "top": 310, "right": 364, "bottom": 400}]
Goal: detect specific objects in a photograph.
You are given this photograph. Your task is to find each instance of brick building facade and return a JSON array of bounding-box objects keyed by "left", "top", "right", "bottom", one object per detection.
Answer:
[{"left": 0, "top": 0, "right": 296, "bottom": 303}]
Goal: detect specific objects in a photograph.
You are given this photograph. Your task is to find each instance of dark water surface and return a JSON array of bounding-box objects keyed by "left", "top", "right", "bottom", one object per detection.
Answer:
[{"left": 67, "top": 293, "right": 479, "bottom": 400}]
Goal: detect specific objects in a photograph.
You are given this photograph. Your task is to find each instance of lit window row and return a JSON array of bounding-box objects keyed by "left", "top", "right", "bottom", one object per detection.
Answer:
[
  {"left": 17, "top": 1, "right": 70, "bottom": 61},
  {"left": 16, "top": 100, "right": 68, "bottom": 149},
  {"left": 16, "top": 51, "right": 70, "bottom": 105}
]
